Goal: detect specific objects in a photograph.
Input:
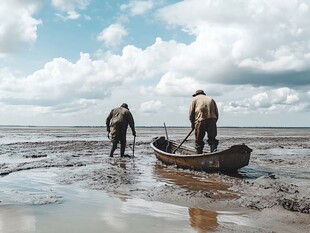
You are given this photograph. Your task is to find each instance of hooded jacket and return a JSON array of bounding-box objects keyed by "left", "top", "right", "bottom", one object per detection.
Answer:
[{"left": 106, "top": 106, "right": 135, "bottom": 134}]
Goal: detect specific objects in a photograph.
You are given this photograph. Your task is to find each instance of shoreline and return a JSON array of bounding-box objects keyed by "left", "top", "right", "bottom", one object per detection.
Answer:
[{"left": 1, "top": 125, "right": 310, "bottom": 129}]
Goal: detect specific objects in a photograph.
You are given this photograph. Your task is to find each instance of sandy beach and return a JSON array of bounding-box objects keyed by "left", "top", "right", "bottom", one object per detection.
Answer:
[{"left": 0, "top": 127, "right": 309, "bottom": 233}]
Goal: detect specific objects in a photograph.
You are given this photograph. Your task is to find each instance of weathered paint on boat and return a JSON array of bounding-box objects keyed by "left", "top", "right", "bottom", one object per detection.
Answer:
[{"left": 150, "top": 136, "right": 252, "bottom": 172}]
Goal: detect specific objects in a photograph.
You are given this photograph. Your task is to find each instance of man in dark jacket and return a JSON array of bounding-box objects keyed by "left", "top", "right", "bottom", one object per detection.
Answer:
[
  {"left": 106, "top": 103, "right": 136, "bottom": 158},
  {"left": 189, "top": 90, "right": 219, "bottom": 153}
]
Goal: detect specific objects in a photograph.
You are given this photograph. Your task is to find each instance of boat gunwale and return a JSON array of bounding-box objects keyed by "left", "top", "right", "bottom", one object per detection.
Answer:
[{"left": 150, "top": 138, "right": 225, "bottom": 158}]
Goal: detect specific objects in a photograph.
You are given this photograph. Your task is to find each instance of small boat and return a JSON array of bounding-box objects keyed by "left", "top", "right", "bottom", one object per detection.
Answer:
[{"left": 150, "top": 136, "right": 252, "bottom": 172}]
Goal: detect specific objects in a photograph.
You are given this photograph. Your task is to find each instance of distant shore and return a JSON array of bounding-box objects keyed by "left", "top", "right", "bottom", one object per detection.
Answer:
[{"left": 1, "top": 125, "right": 310, "bottom": 129}]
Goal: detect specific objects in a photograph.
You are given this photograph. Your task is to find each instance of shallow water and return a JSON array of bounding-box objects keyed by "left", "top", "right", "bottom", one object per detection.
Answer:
[
  {"left": 0, "top": 169, "right": 254, "bottom": 233},
  {"left": 0, "top": 127, "right": 309, "bottom": 233}
]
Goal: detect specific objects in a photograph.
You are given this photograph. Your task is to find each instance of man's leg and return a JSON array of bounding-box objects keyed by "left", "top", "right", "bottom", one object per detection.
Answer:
[
  {"left": 195, "top": 121, "right": 206, "bottom": 154},
  {"left": 109, "top": 141, "right": 117, "bottom": 157},
  {"left": 206, "top": 119, "right": 219, "bottom": 152},
  {"left": 109, "top": 126, "right": 120, "bottom": 157},
  {"left": 120, "top": 128, "right": 129, "bottom": 157},
  {"left": 120, "top": 140, "right": 126, "bottom": 157}
]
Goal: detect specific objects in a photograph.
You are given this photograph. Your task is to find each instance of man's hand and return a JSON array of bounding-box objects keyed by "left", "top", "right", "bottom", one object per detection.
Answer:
[{"left": 132, "top": 130, "right": 136, "bottom": 137}]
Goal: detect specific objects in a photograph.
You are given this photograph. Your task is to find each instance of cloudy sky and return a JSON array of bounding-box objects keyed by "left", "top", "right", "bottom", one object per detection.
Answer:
[{"left": 1, "top": 0, "right": 310, "bottom": 127}]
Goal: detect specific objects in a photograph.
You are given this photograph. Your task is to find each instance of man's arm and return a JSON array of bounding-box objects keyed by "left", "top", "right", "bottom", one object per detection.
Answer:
[
  {"left": 106, "top": 110, "right": 113, "bottom": 132},
  {"left": 212, "top": 100, "right": 219, "bottom": 120},
  {"left": 127, "top": 111, "right": 136, "bottom": 136},
  {"left": 189, "top": 100, "right": 196, "bottom": 129}
]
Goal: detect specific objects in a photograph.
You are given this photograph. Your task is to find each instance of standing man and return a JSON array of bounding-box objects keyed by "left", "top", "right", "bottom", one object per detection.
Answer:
[
  {"left": 106, "top": 103, "right": 136, "bottom": 158},
  {"left": 189, "top": 90, "right": 219, "bottom": 153}
]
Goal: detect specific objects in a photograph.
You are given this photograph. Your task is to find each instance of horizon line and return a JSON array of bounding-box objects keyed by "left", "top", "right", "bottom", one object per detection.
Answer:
[{"left": 1, "top": 125, "right": 310, "bottom": 129}]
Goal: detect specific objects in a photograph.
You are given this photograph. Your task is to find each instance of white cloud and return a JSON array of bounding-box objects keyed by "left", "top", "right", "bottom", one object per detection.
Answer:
[
  {"left": 151, "top": 72, "right": 203, "bottom": 96},
  {"left": 140, "top": 100, "right": 163, "bottom": 114},
  {"left": 97, "top": 24, "right": 128, "bottom": 48},
  {"left": 66, "top": 10, "right": 81, "bottom": 20},
  {"left": 265, "top": 88, "right": 298, "bottom": 106},
  {"left": 120, "top": 0, "right": 154, "bottom": 16},
  {"left": 0, "top": 1, "right": 42, "bottom": 56},
  {"left": 157, "top": 0, "right": 310, "bottom": 73},
  {"left": 224, "top": 87, "right": 301, "bottom": 114},
  {"left": 55, "top": 11, "right": 80, "bottom": 20},
  {"left": 51, "top": 0, "right": 90, "bottom": 12},
  {"left": 1, "top": 34, "right": 308, "bottom": 123},
  {"left": 51, "top": 0, "right": 90, "bottom": 20},
  {"left": 251, "top": 92, "right": 272, "bottom": 108},
  {"left": 0, "top": 53, "right": 121, "bottom": 108},
  {"left": 1, "top": 0, "right": 310, "bottom": 126}
]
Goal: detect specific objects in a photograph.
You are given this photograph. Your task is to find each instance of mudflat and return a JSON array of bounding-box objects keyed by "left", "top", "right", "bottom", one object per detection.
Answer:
[{"left": 0, "top": 127, "right": 309, "bottom": 233}]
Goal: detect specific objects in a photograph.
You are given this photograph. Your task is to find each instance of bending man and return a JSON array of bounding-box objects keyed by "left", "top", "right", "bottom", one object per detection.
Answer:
[
  {"left": 189, "top": 90, "right": 219, "bottom": 153},
  {"left": 106, "top": 103, "right": 136, "bottom": 158}
]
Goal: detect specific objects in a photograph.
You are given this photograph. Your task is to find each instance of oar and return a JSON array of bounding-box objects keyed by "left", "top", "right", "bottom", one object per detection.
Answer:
[
  {"left": 173, "top": 128, "right": 194, "bottom": 154},
  {"left": 163, "top": 122, "right": 170, "bottom": 152},
  {"left": 132, "top": 136, "right": 136, "bottom": 158},
  {"left": 163, "top": 122, "right": 169, "bottom": 140}
]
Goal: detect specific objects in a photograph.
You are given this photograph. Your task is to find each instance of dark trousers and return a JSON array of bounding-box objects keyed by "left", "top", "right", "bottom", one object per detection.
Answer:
[
  {"left": 194, "top": 119, "right": 218, "bottom": 153},
  {"left": 110, "top": 126, "right": 127, "bottom": 157}
]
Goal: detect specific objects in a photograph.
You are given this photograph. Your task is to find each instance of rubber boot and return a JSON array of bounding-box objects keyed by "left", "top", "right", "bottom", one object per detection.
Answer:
[
  {"left": 210, "top": 144, "right": 217, "bottom": 152},
  {"left": 109, "top": 142, "right": 117, "bottom": 157},
  {"left": 195, "top": 147, "right": 203, "bottom": 154}
]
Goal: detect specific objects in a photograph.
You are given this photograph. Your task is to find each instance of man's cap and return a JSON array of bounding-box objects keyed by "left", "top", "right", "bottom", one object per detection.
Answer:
[
  {"left": 192, "top": 90, "right": 206, "bottom": 97},
  {"left": 121, "top": 103, "right": 129, "bottom": 110}
]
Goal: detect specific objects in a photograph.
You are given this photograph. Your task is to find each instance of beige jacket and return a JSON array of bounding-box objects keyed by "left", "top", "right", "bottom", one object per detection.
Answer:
[{"left": 189, "top": 94, "right": 219, "bottom": 124}]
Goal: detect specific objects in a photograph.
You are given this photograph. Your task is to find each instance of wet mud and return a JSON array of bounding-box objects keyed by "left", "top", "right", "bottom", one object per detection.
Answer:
[{"left": 0, "top": 127, "right": 310, "bottom": 232}]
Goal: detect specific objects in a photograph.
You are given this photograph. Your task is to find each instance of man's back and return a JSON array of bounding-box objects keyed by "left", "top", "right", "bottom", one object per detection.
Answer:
[
  {"left": 110, "top": 107, "right": 127, "bottom": 125},
  {"left": 107, "top": 106, "right": 135, "bottom": 130},
  {"left": 190, "top": 94, "right": 218, "bottom": 122}
]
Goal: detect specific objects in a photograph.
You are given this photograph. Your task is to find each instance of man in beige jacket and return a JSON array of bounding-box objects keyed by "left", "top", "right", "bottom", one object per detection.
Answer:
[{"left": 189, "top": 90, "right": 219, "bottom": 153}]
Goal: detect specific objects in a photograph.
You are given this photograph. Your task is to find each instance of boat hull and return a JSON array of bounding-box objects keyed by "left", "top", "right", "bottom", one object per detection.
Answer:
[{"left": 151, "top": 136, "right": 252, "bottom": 172}]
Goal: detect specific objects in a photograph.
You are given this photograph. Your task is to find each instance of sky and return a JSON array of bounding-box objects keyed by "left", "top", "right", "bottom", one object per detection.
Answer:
[{"left": 1, "top": 0, "right": 310, "bottom": 127}]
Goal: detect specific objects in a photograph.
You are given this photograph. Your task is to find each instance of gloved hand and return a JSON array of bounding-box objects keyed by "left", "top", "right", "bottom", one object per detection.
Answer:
[
  {"left": 132, "top": 130, "right": 136, "bottom": 137},
  {"left": 191, "top": 123, "right": 195, "bottom": 129},
  {"left": 107, "top": 127, "right": 110, "bottom": 133}
]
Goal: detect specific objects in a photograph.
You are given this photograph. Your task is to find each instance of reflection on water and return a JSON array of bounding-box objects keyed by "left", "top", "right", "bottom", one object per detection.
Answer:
[
  {"left": 0, "top": 207, "right": 36, "bottom": 233},
  {"left": 0, "top": 169, "right": 196, "bottom": 233},
  {"left": 154, "top": 163, "right": 239, "bottom": 199},
  {"left": 110, "top": 160, "right": 127, "bottom": 170},
  {"left": 189, "top": 208, "right": 218, "bottom": 233},
  {"left": 0, "top": 169, "right": 254, "bottom": 233}
]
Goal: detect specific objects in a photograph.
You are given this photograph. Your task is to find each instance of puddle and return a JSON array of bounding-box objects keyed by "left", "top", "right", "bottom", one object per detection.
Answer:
[
  {"left": 0, "top": 169, "right": 254, "bottom": 233},
  {"left": 153, "top": 163, "right": 239, "bottom": 199}
]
